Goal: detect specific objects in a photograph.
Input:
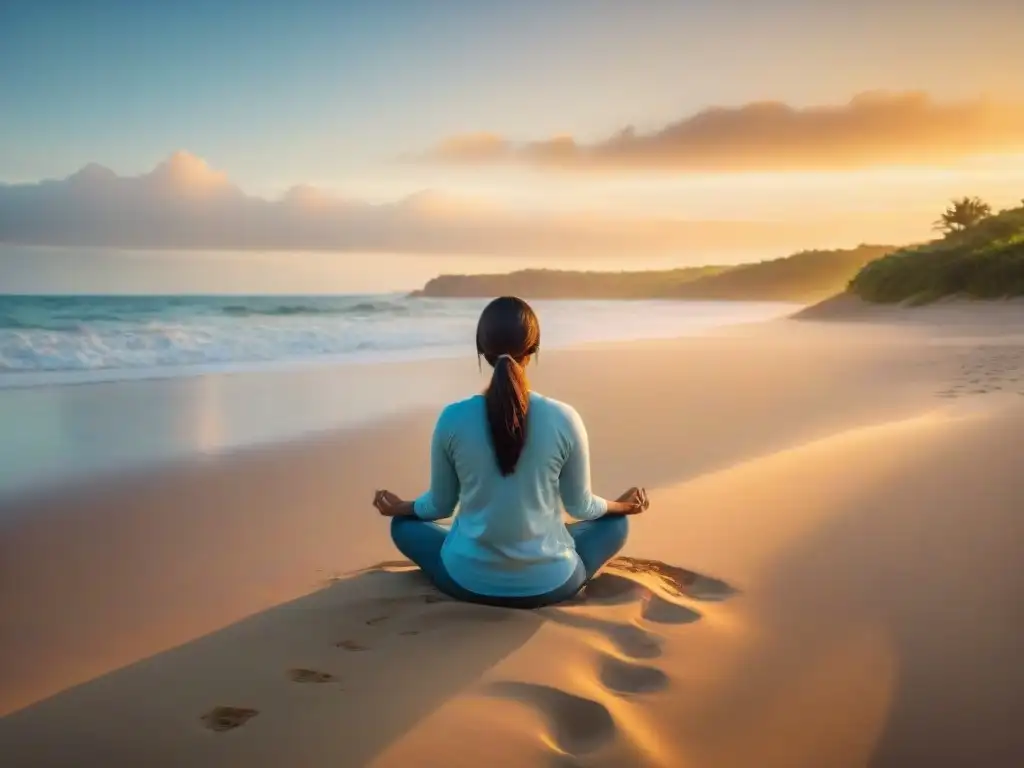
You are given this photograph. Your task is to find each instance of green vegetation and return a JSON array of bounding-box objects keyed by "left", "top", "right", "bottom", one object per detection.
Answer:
[
  {"left": 850, "top": 201, "right": 1024, "bottom": 304},
  {"left": 670, "top": 245, "right": 895, "bottom": 303},
  {"left": 414, "top": 245, "right": 896, "bottom": 303},
  {"left": 933, "top": 196, "right": 993, "bottom": 235}
]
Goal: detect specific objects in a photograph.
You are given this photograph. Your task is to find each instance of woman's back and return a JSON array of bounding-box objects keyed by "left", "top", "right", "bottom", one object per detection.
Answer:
[
  {"left": 378, "top": 295, "right": 644, "bottom": 607},
  {"left": 413, "top": 391, "right": 608, "bottom": 597}
]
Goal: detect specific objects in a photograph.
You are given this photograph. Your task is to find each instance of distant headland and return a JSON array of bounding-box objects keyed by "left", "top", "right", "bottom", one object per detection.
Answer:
[
  {"left": 410, "top": 245, "right": 897, "bottom": 303},
  {"left": 412, "top": 199, "right": 1024, "bottom": 306}
]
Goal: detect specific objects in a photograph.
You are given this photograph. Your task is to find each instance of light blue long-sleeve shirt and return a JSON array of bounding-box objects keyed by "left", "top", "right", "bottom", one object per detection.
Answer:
[{"left": 413, "top": 392, "right": 609, "bottom": 597}]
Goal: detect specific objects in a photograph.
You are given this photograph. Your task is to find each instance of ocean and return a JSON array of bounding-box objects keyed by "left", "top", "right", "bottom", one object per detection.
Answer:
[
  {"left": 0, "top": 295, "right": 797, "bottom": 388},
  {"left": 0, "top": 295, "right": 797, "bottom": 497}
]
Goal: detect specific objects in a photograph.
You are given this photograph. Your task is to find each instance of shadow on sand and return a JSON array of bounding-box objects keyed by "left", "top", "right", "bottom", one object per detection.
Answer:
[{"left": 0, "top": 556, "right": 735, "bottom": 768}]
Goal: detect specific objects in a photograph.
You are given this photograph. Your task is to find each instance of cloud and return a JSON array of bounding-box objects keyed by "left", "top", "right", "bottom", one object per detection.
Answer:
[
  {"left": 421, "top": 92, "right": 1024, "bottom": 172},
  {"left": 0, "top": 152, "right": 891, "bottom": 257}
]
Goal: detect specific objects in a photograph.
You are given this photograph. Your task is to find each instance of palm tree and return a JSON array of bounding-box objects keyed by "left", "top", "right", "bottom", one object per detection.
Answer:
[{"left": 933, "top": 196, "right": 993, "bottom": 235}]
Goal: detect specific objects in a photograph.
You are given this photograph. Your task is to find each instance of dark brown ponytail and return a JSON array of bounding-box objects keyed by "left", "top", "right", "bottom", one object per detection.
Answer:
[
  {"left": 476, "top": 297, "right": 541, "bottom": 476},
  {"left": 486, "top": 355, "right": 530, "bottom": 475}
]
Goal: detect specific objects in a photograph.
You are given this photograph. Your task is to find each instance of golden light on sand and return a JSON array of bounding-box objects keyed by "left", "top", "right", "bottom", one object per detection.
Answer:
[
  {"left": 192, "top": 375, "right": 228, "bottom": 454},
  {"left": 687, "top": 625, "right": 899, "bottom": 767}
]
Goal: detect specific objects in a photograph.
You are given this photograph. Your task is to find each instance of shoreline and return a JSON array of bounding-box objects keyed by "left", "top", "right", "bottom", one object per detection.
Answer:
[
  {"left": 5, "top": 293, "right": 1019, "bottom": 395},
  {"left": 0, "top": 308, "right": 801, "bottom": 500},
  {"left": 0, "top": 350, "right": 485, "bottom": 501},
  {"left": 0, "top": 344, "right": 471, "bottom": 392},
  {"left": 0, "top": 317, "right": 851, "bottom": 506},
  {"left": 0, "top": 297, "right": 798, "bottom": 392}
]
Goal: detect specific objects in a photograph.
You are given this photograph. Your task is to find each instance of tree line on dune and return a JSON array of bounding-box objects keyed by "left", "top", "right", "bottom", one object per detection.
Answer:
[{"left": 851, "top": 197, "right": 1024, "bottom": 304}]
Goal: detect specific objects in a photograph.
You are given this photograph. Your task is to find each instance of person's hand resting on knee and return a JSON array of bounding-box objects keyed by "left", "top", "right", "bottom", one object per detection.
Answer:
[
  {"left": 373, "top": 489, "right": 413, "bottom": 517},
  {"left": 606, "top": 487, "right": 649, "bottom": 515}
]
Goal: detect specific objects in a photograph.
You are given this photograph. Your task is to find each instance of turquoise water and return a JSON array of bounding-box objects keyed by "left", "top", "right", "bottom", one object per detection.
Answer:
[{"left": 0, "top": 295, "right": 797, "bottom": 387}]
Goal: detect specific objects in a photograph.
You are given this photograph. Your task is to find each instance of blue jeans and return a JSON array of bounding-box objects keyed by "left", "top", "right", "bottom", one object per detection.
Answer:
[{"left": 389, "top": 514, "right": 629, "bottom": 609}]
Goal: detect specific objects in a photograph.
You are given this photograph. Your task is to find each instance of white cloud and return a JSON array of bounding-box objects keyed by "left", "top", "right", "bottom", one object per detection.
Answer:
[
  {"left": 0, "top": 151, "right": 898, "bottom": 257},
  {"left": 422, "top": 92, "right": 1024, "bottom": 173}
]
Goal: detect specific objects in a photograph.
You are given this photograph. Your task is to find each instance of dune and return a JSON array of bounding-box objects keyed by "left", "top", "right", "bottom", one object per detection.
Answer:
[{"left": 2, "top": 314, "right": 1023, "bottom": 767}]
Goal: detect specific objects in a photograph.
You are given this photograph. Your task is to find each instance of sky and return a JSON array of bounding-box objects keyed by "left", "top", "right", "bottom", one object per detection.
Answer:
[{"left": 2, "top": 0, "right": 1024, "bottom": 292}]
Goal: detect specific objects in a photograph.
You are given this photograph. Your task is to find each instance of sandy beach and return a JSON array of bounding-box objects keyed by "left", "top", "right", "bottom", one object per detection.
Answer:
[{"left": 2, "top": 307, "right": 1024, "bottom": 767}]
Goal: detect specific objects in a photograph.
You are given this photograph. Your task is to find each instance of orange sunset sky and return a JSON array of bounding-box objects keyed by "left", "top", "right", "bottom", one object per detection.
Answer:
[{"left": 2, "top": 0, "right": 1023, "bottom": 292}]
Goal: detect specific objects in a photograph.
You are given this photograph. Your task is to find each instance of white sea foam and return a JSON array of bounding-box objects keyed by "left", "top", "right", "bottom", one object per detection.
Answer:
[{"left": 0, "top": 295, "right": 797, "bottom": 388}]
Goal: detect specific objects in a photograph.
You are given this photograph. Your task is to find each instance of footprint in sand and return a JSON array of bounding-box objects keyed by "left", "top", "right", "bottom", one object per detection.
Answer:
[
  {"left": 201, "top": 706, "right": 259, "bottom": 732},
  {"left": 606, "top": 623, "right": 664, "bottom": 660},
  {"left": 335, "top": 639, "right": 369, "bottom": 652},
  {"left": 581, "top": 573, "right": 645, "bottom": 605},
  {"left": 365, "top": 615, "right": 390, "bottom": 626},
  {"left": 639, "top": 593, "right": 702, "bottom": 625},
  {"left": 544, "top": 609, "right": 665, "bottom": 660},
  {"left": 597, "top": 655, "right": 669, "bottom": 696},
  {"left": 287, "top": 668, "right": 336, "bottom": 684},
  {"left": 483, "top": 682, "right": 616, "bottom": 757},
  {"left": 546, "top": 557, "right": 718, "bottom": 659}
]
